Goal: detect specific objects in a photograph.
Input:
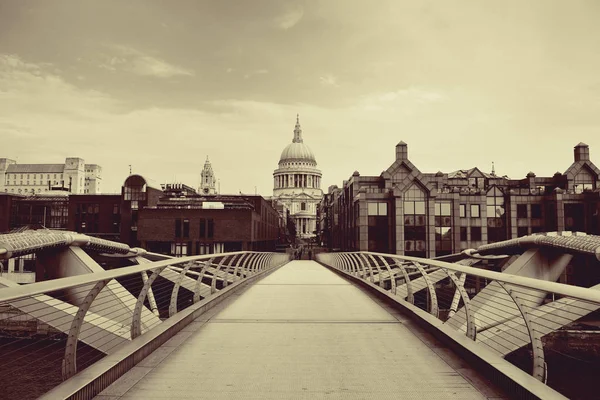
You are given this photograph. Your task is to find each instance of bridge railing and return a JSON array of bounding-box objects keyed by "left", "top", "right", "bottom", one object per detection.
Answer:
[
  {"left": 0, "top": 251, "right": 289, "bottom": 399},
  {"left": 317, "top": 251, "right": 600, "bottom": 397}
]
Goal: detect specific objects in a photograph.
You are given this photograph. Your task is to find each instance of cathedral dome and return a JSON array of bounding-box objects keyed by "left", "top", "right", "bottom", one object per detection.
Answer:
[
  {"left": 279, "top": 142, "right": 316, "bottom": 163},
  {"left": 278, "top": 115, "right": 317, "bottom": 164}
]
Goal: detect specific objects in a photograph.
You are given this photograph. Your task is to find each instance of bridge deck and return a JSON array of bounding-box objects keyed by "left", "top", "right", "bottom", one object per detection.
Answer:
[{"left": 96, "top": 261, "right": 506, "bottom": 399}]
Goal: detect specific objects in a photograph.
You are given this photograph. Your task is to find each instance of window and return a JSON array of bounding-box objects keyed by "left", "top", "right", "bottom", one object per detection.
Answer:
[
  {"left": 403, "top": 184, "right": 427, "bottom": 256},
  {"left": 183, "top": 219, "right": 189, "bottom": 237},
  {"left": 171, "top": 243, "right": 187, "bottom": 257},
  {"left": 301, "top": 202, "right": 306, "bottom": 211},
  {"left": 573, "top": 169, "right": 596, "bottom": 193},
  {"left": 175, "top": 219, "right": 182, "bottom": 238},
  {"left": 435, "top": 202, "right": 451, "bottom": 216},
  {"left": 368, "top": 202, "right": 388, "bottom": 216},
  {"left": 198, "top": 243, "right": 210, "bottom": 255},
  {"left": 113, "top": 204, "right": 119, "bottom": 214},
  {"left": 486, "top": 190, "right": 505, "bottom": 218},
  {"left": 460, "top": 227, "right": 468, "bottom": 241},
  {"left": 207, "top": 219, "right": 214, "bottom": 238},
  {"left": 486, "top": 187, "right": 506, "bottom": 243},
  {"left": 435, "top": 227, "right": 452, "bottom": 253},
  {"left": 435, "top": 201, "right": 452, "bottom": 255},
  {"left": 531, "top": 204, "right": 542, "bottom": 218},
  {"left": 471, "top": 226, "right": 482, "bottom": 241},
  {"left": 470, "top": 204, "right": 480, "bottom": 218},
  {"left": 459, "top": 204, "right": 466, "bottom": 218},
  {"left": 130, "top": 200, "right": 138, "bottom": 210},
  {"left": 468, "top": 177, "right": 486, "bottom": 189},
  {"left": 517, "top": 204, "right": 528, "bottom": 219},
  {"left": 200, "top": 219, "right": 206, "bottom": 238}
]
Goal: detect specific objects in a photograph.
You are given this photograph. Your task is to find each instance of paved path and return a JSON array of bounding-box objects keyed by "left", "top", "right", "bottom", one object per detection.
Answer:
[{"left": 96, "top": 261, "right": 506, "bottom": 399}]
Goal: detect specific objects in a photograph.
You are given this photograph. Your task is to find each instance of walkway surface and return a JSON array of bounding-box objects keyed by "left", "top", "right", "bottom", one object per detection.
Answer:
[{"left": 96, "top": 261, "right": 507, "bottom": 399}]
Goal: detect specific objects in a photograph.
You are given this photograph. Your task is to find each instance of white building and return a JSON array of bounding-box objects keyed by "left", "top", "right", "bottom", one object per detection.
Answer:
[
  {"left": 272, "top": 115, "right": 323, "bottom": 239},
  {"left": 0, "top": 157, "right": 102, "bottom": 195},
  {"left": 199, "top": 156, "right": 217, "bottom": 195}
]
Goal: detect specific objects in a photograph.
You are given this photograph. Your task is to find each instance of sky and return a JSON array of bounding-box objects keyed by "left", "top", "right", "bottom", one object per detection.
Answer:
[{"left": 1, "top": 0, "right": 600, "bottom": 195}]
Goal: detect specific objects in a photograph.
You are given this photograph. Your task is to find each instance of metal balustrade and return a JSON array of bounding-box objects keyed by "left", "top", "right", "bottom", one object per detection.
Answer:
[
  {"left": 317, "top": 251, "right": 600, "bottom": 397},
  {"left": 0, "top": 251, "right": 289, "bottom": 399}
]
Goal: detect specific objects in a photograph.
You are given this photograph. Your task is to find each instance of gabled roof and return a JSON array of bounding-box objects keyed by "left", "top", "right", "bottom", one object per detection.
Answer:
[{"left": 448, "top": 167, "right": 494, "bottom": 179}]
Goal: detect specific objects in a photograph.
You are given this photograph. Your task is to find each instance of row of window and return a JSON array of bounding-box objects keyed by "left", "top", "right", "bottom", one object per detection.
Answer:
[
  {"left": 3, "top": 188, "right": 86, "bottom": 194},
  {"left": 516, "top": 204, "right": 543, "bottom": 219},
  {"left": 5, "top": 180, "right": 63, "bottom": 186},
  {"left": 175, "top": 218, "right": 214, "bottom": 239},
  {"left": 171, "top": 242, "right": 226, "bottom": 257},
  {"left": 4, "top": 173, "right": 64, "bottom": 180}
]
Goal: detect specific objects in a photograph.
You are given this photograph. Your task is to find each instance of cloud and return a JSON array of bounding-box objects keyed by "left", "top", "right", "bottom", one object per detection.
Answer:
[
  {"left": 243, "top": 69, "right": 269, "bottom": 79},
  {"left": 99, "top": 45, "right": 194, "bottom": 78},
  {"left": 1, "top": 54, "right": 598, "bottom": 198},
  {"left": 319, "top": 74, "right": 338, "bottom": 87},
  {"left": 274, "top": 6, "right": 304, "bottom": 30}
]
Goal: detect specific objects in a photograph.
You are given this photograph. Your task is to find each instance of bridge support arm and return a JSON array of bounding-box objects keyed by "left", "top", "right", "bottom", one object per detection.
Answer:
[
  {"left": 193, "top": 258, "right": 215, "bottom": 303},
  {"left": 442, "top": 270, "right": 476, "bottom": 340},
  {"left": 62, "top": 279, "right": 110, "bottom": 380},
  {"left": 211, "top": 256, "right": 231, "bottom": 294},
  {"left": 376, "top": 255, "right": 395, "bottom": 292},
  {"left": 132, "top": 267, "right": 167, "bottom": 339},
  {"left": 497, "top": 282, "right": 546, "bottom": 382},
  {"left": 169, "top": 261, "right": 195, "bottom": 318},
  {"left": 411, "top": 261, "right": 439, "bottom": 317}
]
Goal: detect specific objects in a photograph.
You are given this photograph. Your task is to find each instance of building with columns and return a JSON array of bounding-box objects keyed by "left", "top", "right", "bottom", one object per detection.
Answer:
[
  {"left": 319, "top": 142, "right": 600, "bottom": 262},
  {"left": 199, "top": 156, "right": 217, "bottom": 195},
  {"left": 273, "top": 116, "right": 323, "bottom": 239}
]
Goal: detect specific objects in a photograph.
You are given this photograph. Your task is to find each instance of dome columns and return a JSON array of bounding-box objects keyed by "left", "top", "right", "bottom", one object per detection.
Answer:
[{"left": 273, "top": 172, "right": 321, "bottom": 189}]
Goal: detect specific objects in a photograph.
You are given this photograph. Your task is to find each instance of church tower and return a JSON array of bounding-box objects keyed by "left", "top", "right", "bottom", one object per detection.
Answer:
[{"left": 200, "top": 156, "right": 217, "bottom": 195}]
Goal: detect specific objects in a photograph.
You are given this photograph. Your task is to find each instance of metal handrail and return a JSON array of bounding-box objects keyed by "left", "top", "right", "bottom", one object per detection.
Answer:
[
  {"left": 0, "top": 251, "right": 272, "bottom": 303},
  {"left": 326, "top": 252, "right": 600, "bottom": 305}
]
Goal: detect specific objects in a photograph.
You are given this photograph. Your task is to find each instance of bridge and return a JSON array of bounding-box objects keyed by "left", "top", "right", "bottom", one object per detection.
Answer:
[{"left": 1, "top": 230, "right": 600, "bottom": 399}]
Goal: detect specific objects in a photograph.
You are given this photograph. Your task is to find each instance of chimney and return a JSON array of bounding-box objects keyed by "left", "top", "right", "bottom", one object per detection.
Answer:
[
  {"left": 396, "top": 141, "right": 408, "bottom": 161},
  {"left": 574, "top": 142, "right": 590, "bottom": 162}
]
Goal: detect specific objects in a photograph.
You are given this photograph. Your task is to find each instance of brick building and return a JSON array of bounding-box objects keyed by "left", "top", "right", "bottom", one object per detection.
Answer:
[
  {"left": 0, "top": 175, "right": 284, "bottom": 257},
  {"left": 319, "top": 142, "right": 600, "bottom": 257},
  {"left": 138, "top": 193, "right": 282, "bottom": 255},
  {"left": 67, "top": 194, "right": 122, "bottom": 241}
]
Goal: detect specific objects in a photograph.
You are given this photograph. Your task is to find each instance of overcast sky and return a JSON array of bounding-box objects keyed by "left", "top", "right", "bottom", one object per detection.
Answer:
[{"left": 1, "top": 0, "right": 599, "bottom": 195}]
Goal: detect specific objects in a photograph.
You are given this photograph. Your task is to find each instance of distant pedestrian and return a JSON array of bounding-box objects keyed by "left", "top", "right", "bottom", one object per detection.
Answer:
[{"left": 308, "top": 249, "right": 312, "bottom": 260}]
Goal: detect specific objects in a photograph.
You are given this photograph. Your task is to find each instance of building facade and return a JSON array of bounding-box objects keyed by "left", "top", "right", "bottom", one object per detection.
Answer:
[
  {"left": 199, "top": 156, "right": 217, "bottom": 195},
  {"left": 0, "top": 157, "right": 102, "bottom": 195},
  {"left": 137, "top": 193, "right": 282, "bottom": 255},
  {"left": 319, "top": 142, "right": 600, "bottom": 258},
  {"left": 272, "top": 116, "right": 323, "bottom": 239}
]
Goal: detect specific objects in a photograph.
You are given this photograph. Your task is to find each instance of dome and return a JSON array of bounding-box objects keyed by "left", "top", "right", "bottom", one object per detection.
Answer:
[
  {"left": 278, "top": 114, "right": 317, "bottom": 164},
  {"left": 279, "top": 142, "right": 316, "bottom": 163}
]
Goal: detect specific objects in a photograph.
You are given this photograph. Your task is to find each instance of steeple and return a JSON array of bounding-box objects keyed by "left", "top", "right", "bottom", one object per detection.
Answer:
[
  {"left": 200, "top": 156, "right": 217, "bottom": 195},
  {"left": 293, "top": 114, "right": 303, "bottom": 143}
]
